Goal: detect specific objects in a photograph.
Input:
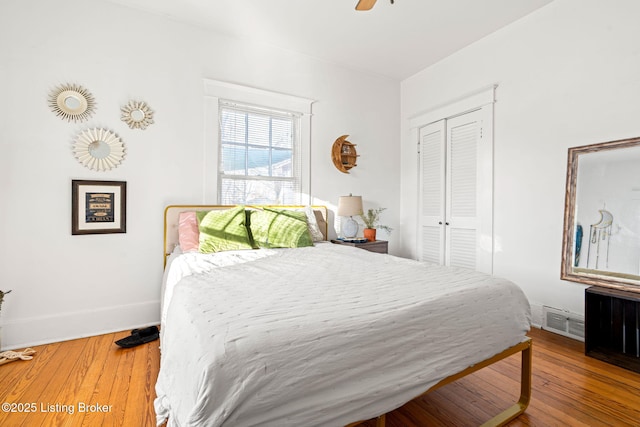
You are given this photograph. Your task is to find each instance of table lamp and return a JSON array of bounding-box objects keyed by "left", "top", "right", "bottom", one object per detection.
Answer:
[{"left": 337, "top": 194, "right": 363, "bottom": 238}]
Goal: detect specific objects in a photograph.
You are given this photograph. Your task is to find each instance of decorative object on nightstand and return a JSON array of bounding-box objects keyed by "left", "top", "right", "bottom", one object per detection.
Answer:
[
  {"left": 331, "top": 135, "right": 359, "bottom": 173},
  {"left": 337, "top": 194, "right": 363, "bottom": 238},
  {"left": 48, "top": 83, "right": 96, "bottom": 123},
  {"left": 360, "top": 207, "right": 392, "bottom": 241}
]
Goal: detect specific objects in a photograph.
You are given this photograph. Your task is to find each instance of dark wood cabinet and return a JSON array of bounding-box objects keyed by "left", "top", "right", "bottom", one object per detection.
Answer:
[{"left": 585, "top": 286, "right": 640, "bottom": 373}]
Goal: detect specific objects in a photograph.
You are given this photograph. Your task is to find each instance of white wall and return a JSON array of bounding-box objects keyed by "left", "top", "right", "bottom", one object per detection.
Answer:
[
  {"left": 0, "top": 0, "right": 400, "bottom": 349},
  {"left": 400, "top": 0, "right": 640, "bottom": 321}
]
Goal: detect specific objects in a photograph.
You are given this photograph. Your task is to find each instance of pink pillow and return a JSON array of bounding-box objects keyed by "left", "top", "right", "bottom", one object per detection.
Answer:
[{"left": 178, "top": 211, "right": 199, "bottom": 252}]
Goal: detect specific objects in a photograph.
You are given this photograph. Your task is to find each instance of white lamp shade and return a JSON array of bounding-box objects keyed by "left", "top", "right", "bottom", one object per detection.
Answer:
[{"left": 337, "top": 195, "right": 363, "bottom": 217}]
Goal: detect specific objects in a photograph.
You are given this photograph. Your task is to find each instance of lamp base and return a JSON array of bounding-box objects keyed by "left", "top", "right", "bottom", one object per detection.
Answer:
[{"left": 342, "top": 216, "right": 359, "bottom": 239}]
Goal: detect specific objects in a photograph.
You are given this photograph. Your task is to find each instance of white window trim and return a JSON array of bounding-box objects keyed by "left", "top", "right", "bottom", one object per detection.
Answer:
[{"left": 203, "top": 79, "right": 315, "bottom": 204}]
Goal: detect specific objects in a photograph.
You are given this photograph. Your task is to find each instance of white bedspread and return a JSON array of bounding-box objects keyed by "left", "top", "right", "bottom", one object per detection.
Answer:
[{"left": 155, "top": 243, "right": 530, "bottom": 427}]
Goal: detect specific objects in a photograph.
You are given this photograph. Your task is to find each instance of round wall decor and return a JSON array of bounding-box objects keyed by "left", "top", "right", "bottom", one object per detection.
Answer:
[
  {"left": 72, "top": 128, "right": 126, "bottom": 171},
  {"left": 48, "top": 83, "right": 96, "bottom": 123},
  {"left": 121, "top": 100, "right": 155, "bottom": 130}
]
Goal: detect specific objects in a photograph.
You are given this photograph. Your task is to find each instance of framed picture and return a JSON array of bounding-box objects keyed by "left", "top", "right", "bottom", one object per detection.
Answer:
[{"left": 72, "top": 180, "right": 127, "bottom": 235}]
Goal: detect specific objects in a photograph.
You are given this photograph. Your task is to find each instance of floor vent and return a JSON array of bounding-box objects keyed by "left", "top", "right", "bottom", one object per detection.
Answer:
[{"left": 543, "top": 306, "right": 585, "bottom": 341}]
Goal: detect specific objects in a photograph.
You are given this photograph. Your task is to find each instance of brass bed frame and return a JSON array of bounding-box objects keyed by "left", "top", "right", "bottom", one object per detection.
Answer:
[
  {"left": 162, "top": 205, "right": 532, "bottom": 426},
  {"left": 347, "top": 338, "right": 532, "bottom": 427}
]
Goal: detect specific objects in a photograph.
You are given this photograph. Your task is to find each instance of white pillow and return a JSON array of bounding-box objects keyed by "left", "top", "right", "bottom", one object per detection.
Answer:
[{"left": 302, "top": 206, "right": 324, "bottom": 242}]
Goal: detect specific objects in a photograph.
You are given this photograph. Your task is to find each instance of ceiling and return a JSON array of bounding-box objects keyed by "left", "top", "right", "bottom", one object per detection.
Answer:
[{"left": 105, "top": 0, "right": 553, "bottom": 80}]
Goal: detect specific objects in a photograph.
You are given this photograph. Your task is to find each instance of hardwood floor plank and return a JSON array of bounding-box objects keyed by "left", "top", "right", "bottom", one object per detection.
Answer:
[
  {"left": 0, "top": 342, "right": 60, "bottom": 403},
  {"left": 104, "top": 346, "right": 136, "bottom": 426},
  {"left": 0, "top": 327, "right": 639, "bottom": 426},
  {"left": 123, "top": 339, "right": 160, "bottom": 427},
  {"left": 528, "top": 342, "right": 640, "bottom": 425},
  {"left": 354, "top": 328, "right": 640, "bottom": 427},
  {"left": 38, "top": 333, "right": 116, "bottom": 427},
  {"left": 80, "top": 330, "right": 133, "bottom": 427},
  {"left": 0, "top": 338, "right": 88, "bottom": 427}
]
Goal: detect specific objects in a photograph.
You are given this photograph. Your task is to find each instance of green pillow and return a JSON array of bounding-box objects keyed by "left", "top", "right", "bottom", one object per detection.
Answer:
[
  {"left": 197, "top": 206, "right": 253, "bottom": 253},
  {"left": 249, "top": 208, "right": 313, "bottom": 249}
]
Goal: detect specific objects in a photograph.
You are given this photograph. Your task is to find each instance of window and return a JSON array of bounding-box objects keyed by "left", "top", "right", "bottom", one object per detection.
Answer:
[
  {"left": 218, "top": 101, "right": 300, "bottom": 204},
  {"left": 203, "top": 79, "right": 313, "bottom": 205}
]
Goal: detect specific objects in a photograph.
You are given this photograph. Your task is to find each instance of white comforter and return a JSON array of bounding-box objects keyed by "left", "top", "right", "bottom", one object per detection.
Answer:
[{"left": 155, "top": 243, "right": 530, "bottom": 427}]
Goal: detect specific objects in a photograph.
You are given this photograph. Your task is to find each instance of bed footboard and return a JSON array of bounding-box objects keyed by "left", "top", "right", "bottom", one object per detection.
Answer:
[{"left": 351, "top": 337, "right": 532, "bottom": 427}]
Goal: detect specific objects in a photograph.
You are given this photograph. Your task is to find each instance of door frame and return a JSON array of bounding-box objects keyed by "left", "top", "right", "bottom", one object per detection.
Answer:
[{"left": 411, "top": 85, "right": 496, "bottom": 273}]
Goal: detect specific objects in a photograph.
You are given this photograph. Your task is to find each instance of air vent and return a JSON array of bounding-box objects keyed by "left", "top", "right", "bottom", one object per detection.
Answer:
[{"left": 543, "top": 306, "right": 585, "bottom": 341}]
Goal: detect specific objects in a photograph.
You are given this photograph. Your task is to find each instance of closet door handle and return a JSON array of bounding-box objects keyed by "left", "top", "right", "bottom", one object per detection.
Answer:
[
  {"left": 438, "top": 221, "right": 443, "bottom": 225},
  {"left": 445, "top": 222, "right": 450, "bottom": 226}
]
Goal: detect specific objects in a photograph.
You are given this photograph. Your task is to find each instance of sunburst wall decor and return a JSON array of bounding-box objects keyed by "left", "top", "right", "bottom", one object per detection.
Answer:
[
  {"left": 48, "top": 83, "right": 96, "bottom": 123},
  {"left": 72, "top": 128, "right": 126, "bottom": 171},
  {"left": 121, "top": 100, "right": 154, "bottom": 130}
]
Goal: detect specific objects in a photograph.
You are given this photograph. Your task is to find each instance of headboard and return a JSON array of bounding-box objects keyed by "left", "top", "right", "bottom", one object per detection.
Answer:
[{"left": 163, "top": 205, "right": 329, "bottom": 265}]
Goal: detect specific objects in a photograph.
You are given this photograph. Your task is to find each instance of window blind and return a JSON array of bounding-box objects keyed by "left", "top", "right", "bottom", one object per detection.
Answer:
[{"left": 218, "top": 100, "right": 301, "bottom": 205}]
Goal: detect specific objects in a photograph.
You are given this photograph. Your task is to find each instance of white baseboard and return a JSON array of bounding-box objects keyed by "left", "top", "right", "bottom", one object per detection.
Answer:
[
  {"left": 0, "top": 301, "right": 560, "bottom": 351},
  {"left": 1, "top": 300, "right": 160, "bottom": 351}
]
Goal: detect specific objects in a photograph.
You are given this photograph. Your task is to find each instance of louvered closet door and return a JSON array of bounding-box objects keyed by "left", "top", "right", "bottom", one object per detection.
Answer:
[
  {"left": 418, "top": 108, "right": 492, "bottom": 273},
  {"left": 445, "top": 110, "right": 481, "bottom": 270},
  {"left": 418, "top": 120, "right": 446, "bottom": 264}
]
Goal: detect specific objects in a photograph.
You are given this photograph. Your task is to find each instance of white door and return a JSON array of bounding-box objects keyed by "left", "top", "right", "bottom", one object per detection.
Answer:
[
  {"left": 418, "top": 120, "right": 446, "bottom": 265},
  {"left": 418, "top": 107, "right": 493, "bottom": 273}
]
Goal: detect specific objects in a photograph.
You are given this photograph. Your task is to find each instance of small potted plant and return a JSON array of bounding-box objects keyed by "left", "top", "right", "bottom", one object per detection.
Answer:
[
  {"left": 0, "top": 290, "right": 11, "bottom": 349},
  {"left": 359, "top": 207, "right": 392, "bottom": 241},
  {"left": 0, "top": 290, "right": 10, "bottom": 315}
]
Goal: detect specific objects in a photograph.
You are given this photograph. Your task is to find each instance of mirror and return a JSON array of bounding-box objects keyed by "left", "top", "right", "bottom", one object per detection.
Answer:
[
  {"left": 72, "top": 128, "right": 126, "bottom": 172},
  {"left": 130, "top": 109, "right": 145, "bottom": 122},
  {"left": 121, "top": 100, "right": 154, "bottom": 130},
  {"left": 88, "top": 140, "right": 111, "bottom": 159},
  {"left": 64, "top": 95, "right": 82, "bottom": 111},
  {"left": 48, "top": 83, "right": 96, "bottom": 123},
  {"left": 561, "top": 136, "right": 640, "bottom": 292}
]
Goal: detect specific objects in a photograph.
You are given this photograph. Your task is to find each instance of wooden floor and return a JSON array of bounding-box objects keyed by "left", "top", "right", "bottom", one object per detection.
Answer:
[{"left": 0, "top": 327, "right": 639, "bottom": 426}]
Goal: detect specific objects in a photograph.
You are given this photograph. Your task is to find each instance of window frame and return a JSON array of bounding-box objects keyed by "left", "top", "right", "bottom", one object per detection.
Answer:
[
  {"left": 218, "top": 101, "right": 300, "bottom": 204},
  {"left": 204, "top": 79, "right": 314, "bottom": 205}
]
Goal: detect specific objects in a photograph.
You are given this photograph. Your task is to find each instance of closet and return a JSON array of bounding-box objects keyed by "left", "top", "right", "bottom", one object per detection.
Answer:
[{"left": 418, "top": 106, "right": 493, "bottom": 274}]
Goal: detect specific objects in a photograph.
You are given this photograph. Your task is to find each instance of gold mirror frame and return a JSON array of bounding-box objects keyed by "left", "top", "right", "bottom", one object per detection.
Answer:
[
  {"left": 48, "top": 83, "right": 96, "bottom": 123},
  {"left": 72, "top": 128, "right": 126, "bottom": 171},
  {"left": 121, "top": 100, "right": 154, "bottom": 130},
  {"left": 561, "top": 136, "right": 640, "bottom": 293}
]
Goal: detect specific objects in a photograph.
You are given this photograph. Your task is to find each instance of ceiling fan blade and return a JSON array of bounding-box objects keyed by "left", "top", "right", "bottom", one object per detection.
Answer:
[{"left": 355, "top": 0, "right": 377, "bottom": 11}]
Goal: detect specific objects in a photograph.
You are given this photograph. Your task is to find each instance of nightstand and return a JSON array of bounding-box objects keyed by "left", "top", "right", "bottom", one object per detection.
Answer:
[{"left": 331, "top": 239, "right": 388, "bottom": 254}]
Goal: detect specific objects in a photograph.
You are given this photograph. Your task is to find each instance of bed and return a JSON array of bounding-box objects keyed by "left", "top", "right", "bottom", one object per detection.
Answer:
[{"left": 155, "top": 205, "right": 532, "bottom": 427}]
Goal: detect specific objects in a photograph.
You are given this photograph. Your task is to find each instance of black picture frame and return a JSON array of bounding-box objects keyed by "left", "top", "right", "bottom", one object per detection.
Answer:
[{"left": 72, "top": 180, "right": 127, "bottom": 235}]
